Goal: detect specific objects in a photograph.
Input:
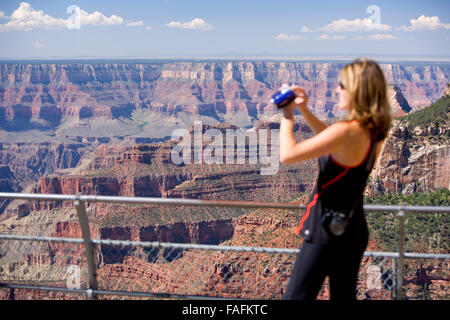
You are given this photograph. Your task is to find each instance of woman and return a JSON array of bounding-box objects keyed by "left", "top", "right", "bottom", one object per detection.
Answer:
[{"left": 280, "top": 58, "right": 391, "bottom": 300}]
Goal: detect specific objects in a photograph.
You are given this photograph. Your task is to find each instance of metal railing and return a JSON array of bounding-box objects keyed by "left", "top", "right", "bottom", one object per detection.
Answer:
[{"left": 0, "top": 192, "right": 449, "bottom": 300}]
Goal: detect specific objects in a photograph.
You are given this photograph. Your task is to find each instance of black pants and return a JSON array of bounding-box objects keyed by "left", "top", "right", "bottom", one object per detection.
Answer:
[{"left": 283, "top": 235, "right": 368, "bottom": 300}]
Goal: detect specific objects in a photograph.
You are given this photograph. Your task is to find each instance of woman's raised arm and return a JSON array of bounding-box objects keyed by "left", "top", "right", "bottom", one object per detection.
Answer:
[
  {"left": 280, "top": 120, "right": 349, "bottom": 164},
  {"left": 291, "top": 86, "right": 328, "bottom": 134}
]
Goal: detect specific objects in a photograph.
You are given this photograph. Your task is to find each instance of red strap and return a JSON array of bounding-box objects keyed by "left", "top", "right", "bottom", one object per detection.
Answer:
[
  {"left": 296, "top": 191, "right": 321, "bottom": 235},
  {"left": 296, "top": 167, "right": 350, "bottom": 235}
]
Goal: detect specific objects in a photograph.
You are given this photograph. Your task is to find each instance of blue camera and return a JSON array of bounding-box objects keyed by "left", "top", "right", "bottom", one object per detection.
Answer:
[{"left": 270, "top": 86, "right": 296, "bottom": 108}]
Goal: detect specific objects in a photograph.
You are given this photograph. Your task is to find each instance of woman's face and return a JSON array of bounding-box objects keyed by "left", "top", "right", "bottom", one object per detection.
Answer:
[{"left": 336, "top": 80, "right": 351, "bottom": 110}]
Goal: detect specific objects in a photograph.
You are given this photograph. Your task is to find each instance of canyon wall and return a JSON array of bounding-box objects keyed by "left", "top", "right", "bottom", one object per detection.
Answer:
[
  {"left": 368, "top": 121, "right": 449, "bottom": 196},
  {"left": 0, "top": 62, "right": 448, "bottom": 136}
]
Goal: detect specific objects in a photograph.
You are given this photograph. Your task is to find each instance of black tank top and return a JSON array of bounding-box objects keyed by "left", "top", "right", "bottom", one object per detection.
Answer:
[{"left": 297, "top": 138, "right": 377, "bottom": 244}]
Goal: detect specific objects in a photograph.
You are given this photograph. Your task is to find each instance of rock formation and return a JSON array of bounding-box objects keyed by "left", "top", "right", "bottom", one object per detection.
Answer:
[
  {"left": 368, "top": 117, "right": 449, "bottom": 196},
  {"left": 0, "top": 62, "right": 448, "bottom": 137}
]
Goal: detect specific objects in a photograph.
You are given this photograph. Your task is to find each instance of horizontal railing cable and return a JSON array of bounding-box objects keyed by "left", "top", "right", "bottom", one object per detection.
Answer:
[
  {"left": 1, "top": 233, "right": 449, "bottom": 260},
  {"left": 0, "top": 283, "right": 232, "bottom": 300},
  {"left": 1, "top": 192, "right": 450, "bottom": 213}
]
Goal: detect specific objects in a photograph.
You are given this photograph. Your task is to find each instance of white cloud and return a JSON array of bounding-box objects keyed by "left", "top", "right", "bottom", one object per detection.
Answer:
[
  {"left": 126, "top": 20, "right": 144, "bottom": 27},
  {"left": 300, "top": 26, "right": 314, "bottom": 33},
  {"left": 317, "top": 34, "right": 346, "bottom": 40},
  {"left": 32, "top": 40, "right": 46, "bottom": 48},
  {"left": 78, "top": 9, "right": 123, "bottom": 26},
  {"left": 145, "top": 26, "right": 152, "bottom": 31},
  {"left": 368, "top": 33, "right": 398, "bottom": 40},
  {"left": 166, "top": 18, "right": 213, "bottom": 30},
  {"left": 275, "top": 33, "right": 307, "bottom": 41},
  {"left": 351, "top": 34, "right": 398, "bottom": 40},
  {"left": 0, "top": 2, "right": 124, "bottom": 32},
  {"left": 321, "top": 18, "right": 391, "bottom": 32},
  {"left": 0, "top": 11, "right": 6, "bottom": 20},
  {"left": 400, "top": 15, "right": 450, "bottom": 31},
  {"left": 0, "top": 2, "right": 66, "bottom": 31}
]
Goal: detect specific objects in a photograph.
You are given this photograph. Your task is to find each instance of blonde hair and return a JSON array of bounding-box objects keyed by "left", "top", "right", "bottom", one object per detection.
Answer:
[{"left": 340, "top": 58, "right": 392, "bottom": 141}]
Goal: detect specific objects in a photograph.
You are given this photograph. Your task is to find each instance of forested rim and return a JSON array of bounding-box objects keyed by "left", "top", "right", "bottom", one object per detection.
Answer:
[{"left": 365, "top": 188, "right": 449, "bottom": 252}]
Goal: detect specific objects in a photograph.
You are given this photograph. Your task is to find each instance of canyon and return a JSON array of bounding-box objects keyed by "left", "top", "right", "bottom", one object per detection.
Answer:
[
  {"left": 0, "top": 61, "right": 446, "bottom": 138},
  {"left": 0, "top": 61, "right": 448, "bottom": 300}
]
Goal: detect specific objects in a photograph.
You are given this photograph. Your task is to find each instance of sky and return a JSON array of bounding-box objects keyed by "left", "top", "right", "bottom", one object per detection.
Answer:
[{"left": 0, "top": 0, "right": 449, "bottom": 60}]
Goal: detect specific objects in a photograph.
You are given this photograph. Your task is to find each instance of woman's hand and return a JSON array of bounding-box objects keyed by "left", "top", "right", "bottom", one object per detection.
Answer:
[
  {"left": 281, "top": 100, "right": 295, "bottom": 119},
  {"left": 280, "top": 86, "right": 309, "bottom": 120},
  {"left": 291, "top": 86, "right": 309, "bottom": 113}
]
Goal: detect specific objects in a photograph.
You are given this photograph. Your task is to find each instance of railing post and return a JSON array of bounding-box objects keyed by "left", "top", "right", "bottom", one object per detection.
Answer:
[
  {"left": 391, "top": 257, "right": 396, "bottom": 299},
  {"left": 74, "top": 193, "right": 98, "bottom": 300},
  {"left": 395, "top": 204, "right": 406, "bottom": 300}
]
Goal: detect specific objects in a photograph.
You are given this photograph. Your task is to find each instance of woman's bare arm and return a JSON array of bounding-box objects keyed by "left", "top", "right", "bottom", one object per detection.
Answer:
[
  {"left": 279, "top": 85, "right": 340, "bottom": 164},
  {"left": 291, "top": 86, "right": 328, "bottom": 134},
  {"left": 297, "top": 105, "right": 328, "bottom": 134},
  {"left": 280, "top": 121, "right": 349, "bottom": 164}
]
